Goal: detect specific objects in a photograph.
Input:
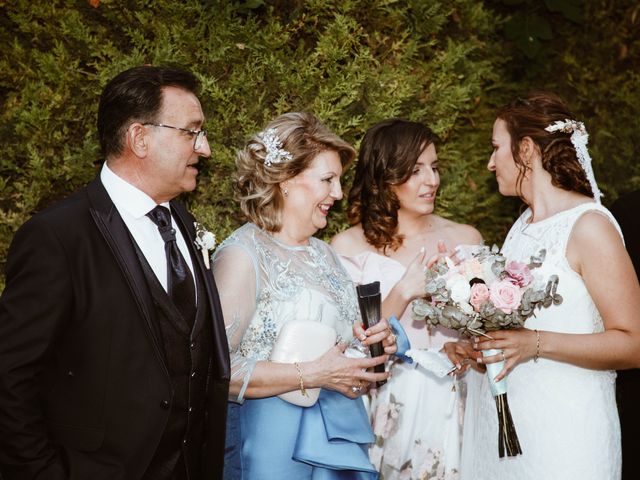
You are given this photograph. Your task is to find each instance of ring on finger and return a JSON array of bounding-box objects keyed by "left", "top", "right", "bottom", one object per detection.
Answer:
[
  {"left": 501, "top": 352, "right": 506, "bottom": 361},
  {"left": 351, "top": 384, "right": 362, "bottom": 393}
]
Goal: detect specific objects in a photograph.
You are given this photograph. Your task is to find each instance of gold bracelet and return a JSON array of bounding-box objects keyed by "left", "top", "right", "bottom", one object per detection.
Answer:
[
  {"left": 294, "top": 362, "right": 308, "bottom": 397},
  {"left": 534, "top": 329, "right": 540, "bottom": 363}
]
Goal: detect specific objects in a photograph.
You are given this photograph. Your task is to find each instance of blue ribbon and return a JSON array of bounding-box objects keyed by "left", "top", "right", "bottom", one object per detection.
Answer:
[
  {"left": 388, "top": 315, "right": 412, "bottom": 364},
  {"left": 294, "top": 390, "right": 377, "bottom": 477}
]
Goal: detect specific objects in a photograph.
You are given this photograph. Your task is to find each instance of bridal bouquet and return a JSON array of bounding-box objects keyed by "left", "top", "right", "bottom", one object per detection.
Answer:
[{"left": 412, "top": 244, "right": 562, "bottom": 457}]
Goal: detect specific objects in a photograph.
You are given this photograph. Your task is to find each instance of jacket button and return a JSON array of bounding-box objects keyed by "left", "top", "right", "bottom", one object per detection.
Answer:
[
  {"left": 160, "top": 400, "right": 170, "bottom": 409},
  {"left": 190, "top": 341, "right": 196, "bottom": 349}
]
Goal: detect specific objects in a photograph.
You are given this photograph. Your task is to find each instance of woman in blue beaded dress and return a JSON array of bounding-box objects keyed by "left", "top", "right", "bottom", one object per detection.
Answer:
[{"left": 213, "top": 112, "right": 398, "bottom": 479}]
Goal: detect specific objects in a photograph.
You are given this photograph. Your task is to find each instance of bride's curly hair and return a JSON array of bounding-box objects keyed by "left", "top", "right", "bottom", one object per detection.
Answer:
[
  {"left": 497, "top": 93, "right": 593, "bottom": 198},
  {"left": 235, "top": 112, "right": 355, "bottom": 232},
  {"left": 347, "top": 119, "right": 438, "bottom": 253}
]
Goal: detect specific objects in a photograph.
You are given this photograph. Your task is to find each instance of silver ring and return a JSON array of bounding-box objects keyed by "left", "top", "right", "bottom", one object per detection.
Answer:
[
  {"left": 501, "top": 352, "right": 506, "bottom": 361},
  {"left": 351, "top": 385, "right": 362, "bottom": 393},
  {"left": 388, "top": 333, "right": 397, "bottom": 344}
]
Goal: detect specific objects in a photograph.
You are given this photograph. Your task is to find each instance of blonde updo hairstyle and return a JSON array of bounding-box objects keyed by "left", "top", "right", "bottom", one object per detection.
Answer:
[{"left": 235, "top": 112, "right": 356, "bottom": 232}]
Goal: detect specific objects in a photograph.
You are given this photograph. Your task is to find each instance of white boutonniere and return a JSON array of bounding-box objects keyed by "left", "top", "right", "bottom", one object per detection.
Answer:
[{"left": 194, "top": 222, "right": 216, "bottom": 269}]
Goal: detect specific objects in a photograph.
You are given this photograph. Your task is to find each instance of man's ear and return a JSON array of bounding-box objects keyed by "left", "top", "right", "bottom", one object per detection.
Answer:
[{"left": 127, "top": 123, "right": 148, "bottom": 158}]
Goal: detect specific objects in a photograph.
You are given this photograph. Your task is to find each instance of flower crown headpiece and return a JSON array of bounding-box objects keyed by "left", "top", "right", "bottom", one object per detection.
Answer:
[
  {"left": 544, "top": 119, "right": 602, "bottom": 203},
  {"left": 257, "top": 128, "right": 293, "bottom": 166}
]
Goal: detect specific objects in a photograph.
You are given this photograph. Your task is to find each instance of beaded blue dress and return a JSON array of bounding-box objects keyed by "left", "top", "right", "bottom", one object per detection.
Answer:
[{"left": 213, "top": 223, "right": 378, "bottom": 480}]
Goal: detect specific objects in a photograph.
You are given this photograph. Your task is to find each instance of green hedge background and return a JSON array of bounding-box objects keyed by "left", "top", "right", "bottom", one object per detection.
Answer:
[{"left": 1, "top": 0, "right": 638, "bottom": 290}]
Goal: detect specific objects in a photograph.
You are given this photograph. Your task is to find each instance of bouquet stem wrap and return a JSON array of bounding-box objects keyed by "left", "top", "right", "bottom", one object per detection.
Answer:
[{"left": 483, "top": 348, "right": 522, "bottom": 458}]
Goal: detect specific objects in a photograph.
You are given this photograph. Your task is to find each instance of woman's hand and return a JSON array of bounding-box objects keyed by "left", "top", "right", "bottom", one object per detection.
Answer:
[
  {"left": 442, "top": 340, "right": 485, "bottom": 374},
  {"left": 306, "top": 344, "right": 390, "bottom": 399},
  {"left": 426, "top": 240, "right": 450, "bottom": 268},
  {"left": 392, "top": 247, "right": 431, "bottom": 302},
  {"left": 354, "top": 318, "right": 398, "bottom": 355},
  {"left": 475, "top": 329, "right": 538, "bottom": 381}
]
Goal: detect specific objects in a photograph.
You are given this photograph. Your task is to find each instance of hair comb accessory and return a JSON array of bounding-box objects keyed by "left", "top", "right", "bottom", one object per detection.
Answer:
[
  {"left": 257, "top": 128, "right": 293, "bottom": 166},
  {"left": 544, "top": 119, "right": 602, "bottom": 203}
]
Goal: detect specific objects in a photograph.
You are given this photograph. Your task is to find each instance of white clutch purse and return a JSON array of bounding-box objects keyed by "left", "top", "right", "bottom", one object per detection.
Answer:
[{"left": 270, "top": 320, "right": 337, "bottom": 407}]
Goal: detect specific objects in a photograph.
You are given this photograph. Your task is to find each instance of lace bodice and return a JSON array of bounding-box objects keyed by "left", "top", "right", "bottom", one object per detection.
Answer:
[
  {"left": 213, "top": 223, "right": 359, "bottom": 402},
  {"left": 461, "top": 202, "right": 623, "bottom": 480},
  {"left": 503, "top": 203, "right": 623, "bottom": 336}
]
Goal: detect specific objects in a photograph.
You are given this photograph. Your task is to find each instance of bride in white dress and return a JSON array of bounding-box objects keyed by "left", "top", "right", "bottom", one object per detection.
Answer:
[
  {"left": 332, "top": 119, "right": 482, "bottom": 479},
  {"left": 460, "top": 93, "right": 640, "bottom": 480}
]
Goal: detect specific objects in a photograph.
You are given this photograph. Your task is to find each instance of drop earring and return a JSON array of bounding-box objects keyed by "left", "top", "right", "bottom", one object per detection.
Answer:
[{"left": 283, "top": 188, "right": 288, "bottom": 197}]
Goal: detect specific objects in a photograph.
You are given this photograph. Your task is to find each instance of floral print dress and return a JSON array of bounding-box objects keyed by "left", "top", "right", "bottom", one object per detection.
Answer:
[{"left": 340, "top": 251, "right": 465, "bottom": 480}]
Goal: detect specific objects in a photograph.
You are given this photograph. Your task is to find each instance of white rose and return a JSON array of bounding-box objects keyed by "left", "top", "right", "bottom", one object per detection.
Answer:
[{"left": 447, "top": 274, "right": 471, "bottom": 304}]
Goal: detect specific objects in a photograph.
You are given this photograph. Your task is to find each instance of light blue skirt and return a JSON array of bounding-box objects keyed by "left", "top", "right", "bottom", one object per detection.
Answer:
[{"left": 224, "top": 389, "right": 378, "bottom": 480}]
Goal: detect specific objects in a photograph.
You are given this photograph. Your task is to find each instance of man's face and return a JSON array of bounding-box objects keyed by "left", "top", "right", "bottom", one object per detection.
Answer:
[{"left": 142, "top": 86, "right": 211, "bottom": 203}]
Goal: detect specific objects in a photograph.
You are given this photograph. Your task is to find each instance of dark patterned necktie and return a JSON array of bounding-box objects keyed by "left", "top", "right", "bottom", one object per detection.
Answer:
[{"left": 147, "top": 205, "right": 196, "bottom": 325}]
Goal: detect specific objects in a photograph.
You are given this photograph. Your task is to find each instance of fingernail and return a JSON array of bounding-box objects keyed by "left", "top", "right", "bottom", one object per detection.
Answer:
[
  {"left": 360, "top": 334, "right": 367, "bottom": 341},
  {"left": 456, "top": 364, "right": 462, "bottom": 370},
  {"left": 477, "top": 357, "right": 483, "bottom": 364}
]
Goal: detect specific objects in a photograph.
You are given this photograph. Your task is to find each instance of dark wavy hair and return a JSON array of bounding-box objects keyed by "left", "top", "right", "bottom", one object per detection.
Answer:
[
  {"left": 98, "top": 65, "right": 199, "bottom": 159},
  {"left": 347, "top": 119, "right": 438, "bottom": 253},
  {"left": 496, "top": 92, "right": 593, "bottom": 198}
]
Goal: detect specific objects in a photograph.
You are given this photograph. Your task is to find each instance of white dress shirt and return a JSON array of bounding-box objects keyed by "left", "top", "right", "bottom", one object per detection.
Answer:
[{"left": 100, "top": 163, "right": 197, "bottom": 297}]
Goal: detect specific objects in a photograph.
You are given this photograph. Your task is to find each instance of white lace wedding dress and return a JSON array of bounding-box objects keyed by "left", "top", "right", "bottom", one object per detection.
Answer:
[{"left": 461, "top": 203, "right": 622, "bottom": 480}]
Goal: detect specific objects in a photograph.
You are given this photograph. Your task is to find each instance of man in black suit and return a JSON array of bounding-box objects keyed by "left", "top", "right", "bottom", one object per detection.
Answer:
[
  {"left": 611, "top": 189, "right": 640, "bottom": 479},
  {"left": 0, "top": 66, "right": 230, "bottom": 480}
]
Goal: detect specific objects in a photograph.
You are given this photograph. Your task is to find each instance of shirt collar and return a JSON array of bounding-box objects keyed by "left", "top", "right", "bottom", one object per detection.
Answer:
[{"left": 100, "top": 163, "right": 170, "bottom": 219}]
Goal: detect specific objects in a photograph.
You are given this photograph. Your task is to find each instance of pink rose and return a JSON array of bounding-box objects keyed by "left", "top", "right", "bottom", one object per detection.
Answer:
[
  {"left": 505, "top": 261, "right": 533, "bottom": 287},
  {"left": 469, "top": 283, "right": 490, "bottom": 312},
  {"left": 489, "top": 280, "right": 523, "bottom": 314}
]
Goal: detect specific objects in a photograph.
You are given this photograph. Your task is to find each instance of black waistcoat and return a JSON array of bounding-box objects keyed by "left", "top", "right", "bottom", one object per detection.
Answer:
[{"left": 134, "top": 243, "right": 213, "bottom": 480}]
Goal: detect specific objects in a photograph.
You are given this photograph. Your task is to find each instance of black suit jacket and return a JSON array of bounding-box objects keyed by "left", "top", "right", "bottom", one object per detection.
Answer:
[
  {"left": 611, "top": 189, "right": 640, "bottom": 480},
  {"left": 0, "top": 178, "right": 230, "bottom": 480}
]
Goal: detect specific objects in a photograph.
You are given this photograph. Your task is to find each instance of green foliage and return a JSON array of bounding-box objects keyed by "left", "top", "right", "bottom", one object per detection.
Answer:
[
  {"left": 0, "top": 0, "right": 504, "bottom": 291},
  {"left": 488, "top": 0, "right": 640, "bottom": 200},
  {"left": 498, "top": 0, "right": 582, "bottom": 58},
  {"left": 0, "top": 0, "right": 637, "bottom": 292}
]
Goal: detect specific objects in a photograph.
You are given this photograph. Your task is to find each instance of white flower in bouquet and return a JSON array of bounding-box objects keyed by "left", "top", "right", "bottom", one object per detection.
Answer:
[{"left": 446, "top": 274, "right": 471, "bottom": 303}]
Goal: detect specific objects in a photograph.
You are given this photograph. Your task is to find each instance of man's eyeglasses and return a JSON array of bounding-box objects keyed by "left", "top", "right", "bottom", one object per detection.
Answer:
[{"left": 144, "top": 123, "right": 208, "bottom": 150}]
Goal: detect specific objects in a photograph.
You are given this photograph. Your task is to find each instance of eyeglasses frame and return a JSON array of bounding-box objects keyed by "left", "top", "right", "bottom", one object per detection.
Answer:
[{"left": 143, "top": 123, "right": 208, "bottom": 150}]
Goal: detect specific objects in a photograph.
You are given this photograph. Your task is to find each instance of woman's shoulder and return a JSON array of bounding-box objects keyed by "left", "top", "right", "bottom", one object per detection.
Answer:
[
  {"left": 570, "top": 205, "right": 623, "bottom": 245},
  {"left": 432, "top": 215, "right": 483, "bottom": 244},
  {"left": 330, "top": 224, "right": 376, "bottom": 256},
  {"left": 215, "top": 223, "right": 265, "bottom": 260}
]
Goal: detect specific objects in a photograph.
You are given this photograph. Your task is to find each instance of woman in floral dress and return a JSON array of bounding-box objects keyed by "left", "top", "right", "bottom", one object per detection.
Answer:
[{"left": 332, "top": 119, "right": 482, "bottom": 479}]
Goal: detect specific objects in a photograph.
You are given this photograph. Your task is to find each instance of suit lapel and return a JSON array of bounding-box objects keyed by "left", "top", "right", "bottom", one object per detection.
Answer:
[
  {"left": 86, "top": 178, "right": 169, "bottom": 377},
  {"left": 171, "top": 201, "right": 231, "bottom": 380}
]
